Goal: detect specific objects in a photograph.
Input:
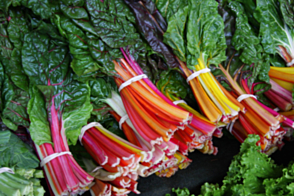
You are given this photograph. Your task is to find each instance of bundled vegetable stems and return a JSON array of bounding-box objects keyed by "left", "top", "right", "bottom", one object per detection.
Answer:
[
  {"left": 178, "top": 59, "right": 240, "bottom": 123},
  {"left": 219, "top": 64, "right": 291, "bottom": 153},
  {"left": 157, "top": 70, "right": 222, "bottom": 155},
  {"left": 105, "top": 91, "right": 192, "bottom": 177},
  {"left": 113, "top": 49, "right": 193, "bottom": 174}
]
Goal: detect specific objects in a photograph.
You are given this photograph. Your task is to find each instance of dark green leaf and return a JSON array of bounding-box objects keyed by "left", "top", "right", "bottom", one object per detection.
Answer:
[
  {"left": 22, "top": 31, "right": 92, "bottom": 145},
  {"left": 86, "top": 0, "right": 140, "bottom": 48},
  {"left": 152, "top": 0, "right": 188, "bottom": 21},
  {"left": 0, "top": 130, "right": 39, "bottom": 169},
  {"left": 279, "top": 0, "right": 294, "bottom": 28},
  {"left": 163, "top": 6, "right": 188, "bottom": 62}
]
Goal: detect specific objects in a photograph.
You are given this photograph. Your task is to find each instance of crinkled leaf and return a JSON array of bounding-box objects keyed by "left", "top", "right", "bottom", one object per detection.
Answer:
[
  {"left": 164, "top": 0, "right": 227, "bottom": 69},
  {"left": 60, "top": 0, "right": 89, "bottom": 20},
  {"left": 163, "top": 6, "right": 188, "bottom": 62},
  {"left": 255, "top": 0, "right": 294, "bottom": 60},
  {"left": 199, "top": 135, "right": 284, "bottom": 195},
  {"left": 87, "top": 33, "right": 122, "bottom": 73},
  {"left": 30, "top": 18, "right": 66, "bottom": 43},
  {"left": 0, "top": 23, "right": 12, "bottom": 68},
  {"left": 199, "top": 183, "right": 224, "bottom": 196},
  {"left": 187, "top": 0, "right": 227, "bottom": 68},
  {"left": 0, "top": 16, "right": 29, "bottom": 91},
  {"left": 22, "top": 31, "right": 92, "bottom": 145},
  {"left": 1, "top": 80, "right": 30, "bottom": 130},
  {"left": 279, "top": 0, "right": 294, "bottom": 28},
  {"left": 86, "top": 0, "right": 140, "bottom": 48},
  {"left": 89, "top": 78, "right": 113, "bottom": 122},
  {"left": 156, "top": 69, "right": 189, "bottom": 99},
  {"left": 0, "top": 57, "right": 29, "bottom": 130},
  {"left": 21, "top": 0, "right": 59, "bottom": 19},
  {"left": 54, "top": 15, "right": 101, "bottom": 76},
  {"left": 54, "top": 15, "right": 119, "bottom": 77},
  {"left": 230, "top": 0, "right": 259, "bottom": 27},
  {"left": 0, "top": 0, "right": 21, "bottom": 14},
  {"left": 0, "top": 130, "right": 39, "bottom": 169},
  {"left": 7, "top": 8, "right": 30, "bottom": 48},
  {"left": 152, "top": 0, "right": 188, "bottom": 22},
  {"left": 228, "top": 1, "right": 270, "bottom": 83}
]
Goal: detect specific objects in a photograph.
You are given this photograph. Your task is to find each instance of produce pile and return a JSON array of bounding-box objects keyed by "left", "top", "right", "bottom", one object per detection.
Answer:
[{"left": 0, "top": 0, "right": 294, "bottom": 195}]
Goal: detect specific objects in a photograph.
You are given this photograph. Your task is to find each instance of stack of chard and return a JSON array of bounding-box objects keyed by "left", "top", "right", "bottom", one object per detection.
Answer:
[
  {"left": 2, "top": 0, "right": 294, "bottom": 195},
  {"left": 156, "top": 70, "right": 222, "bottom": 155},
  {"left": 104, "top": 91, "right": 192, "bottom": 177},
  {"left": 0, "top": 9, "right": 94, "bottom": 196},
  {"left": 219, "top": 64, "right": 288, "bottom": 154}
]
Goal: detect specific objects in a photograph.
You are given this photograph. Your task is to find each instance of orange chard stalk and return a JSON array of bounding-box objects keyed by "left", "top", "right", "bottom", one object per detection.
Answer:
[
  {"left": 115, "top": 79, "right": 171, "bottom": 141},
  {"left": 268, "top": 69, "right": 294, "bottom": 83},
  {"left": 219, "top": 64, "right": 280, "bottom": 128},
  {"left": 178, "top": 59, "right": 222, "bottom": 122},
  {"left": 114, "top": 61, "right": 190, "bottom": 122},
  {"left": 110, "top": 111, "right": 142, "bottom": 147}
]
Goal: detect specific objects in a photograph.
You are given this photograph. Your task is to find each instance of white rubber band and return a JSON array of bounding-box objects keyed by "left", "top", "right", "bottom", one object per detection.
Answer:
[
  {"left": 91, "top": 166, "right": 103, "bottom": 173},
  {"left": 79, "top": 122, "right": 102, "bottom": 145},
  {"left": 0, "top": 167, "right": 14, "bottom": 174},
  {"left": 173, "top": 100, "right": 187, "bottom": 105},
  {"left": 118, "top": 74, "right": 148, "bottom": 92},
  {"left": 186, "top": 68, "right": 211, "bottom": 83},
  {"left": 237, "top": 94, "right": 257, "bottom": 102},
  {"left": 40, "top": 152, "right": 72, "bottom": 167},
  {"left": 119, "top": 114, "right": 129, "bottom": 130},
  {"left": 225, "top": 122, "right": 235, "bottom": 133},
  {"left": 287, "top": 59, "right": 294, "bottom": 66},
  {"left": 273, "top": 107, "right": 280, "bottom": 112}
]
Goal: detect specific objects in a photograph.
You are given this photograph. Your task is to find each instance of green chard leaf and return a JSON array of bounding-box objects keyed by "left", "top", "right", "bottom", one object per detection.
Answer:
[
  {"left": 255, "top": 0, "right": 294, "bottom": 64},
  {"left": 156, "top": 69, "right": 189, "bottom": 100},
  {"left": 278, "top": 0, "right": 294, "bottom": 28},
  {"left": 0, "top": 23, "right": 30, "bottom": 130},
  {"left": 5, "top": 8, "right": 30, "bottom": 91},
  {"left": 22, "top": 31, "right": 92, "bottom": 146},
  {"left": 21, "top": 0, "right": 60, "bottom": 19},
  {"left": 89, "top": 78, "right": 113, "bottom": 122},
  {"left": 152, "top": 0, "right": 188, "bottom": 21},
  {"left": 163, "top": 6, "right": 189, "bottom": 62},
  {"left": 60, "top": 0, "right": 89, "bottom": 20},
  {"left": 0, "top": 130, "right": 45, "bottom": 196},
  {"left": 0, "top": 130, "right": 39, "bottom": 169},
  {"left": 163, "top": 0, "right": 227, "bottom": 69},
  {"left": 0, "top": 0, "right": 21, "bottom": 14},
  {"left": 54, "top": 15, "right": 121, "bottom": 77},
  {"left": 227, "top": 1, "right": 270, "bottom": 83},
  {"left": 85, "top": 0, "right": 140, "bottom": 48}
]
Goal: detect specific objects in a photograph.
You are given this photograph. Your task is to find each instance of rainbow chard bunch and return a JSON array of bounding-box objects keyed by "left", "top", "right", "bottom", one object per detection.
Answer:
[
  {"left": 125, "top": 0, "right": 241, "bottom": 124},
  {"left": 49, "top": 0, "right": 195, "bottom": 193},
  {"left": 156, "top": 70, "right": 222, "bottom": 155},
  {"left": 23, "top": 31, "right": 94, "bottom": 194},
  {"left": 0, "top": 8, "right": 95, "bottom": 193},
  {"left": 219, "top": 64, "right": 289, "bottom": 154},
  {"left": 104, "top": 90, "right": 192, "bottom": 178}
]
